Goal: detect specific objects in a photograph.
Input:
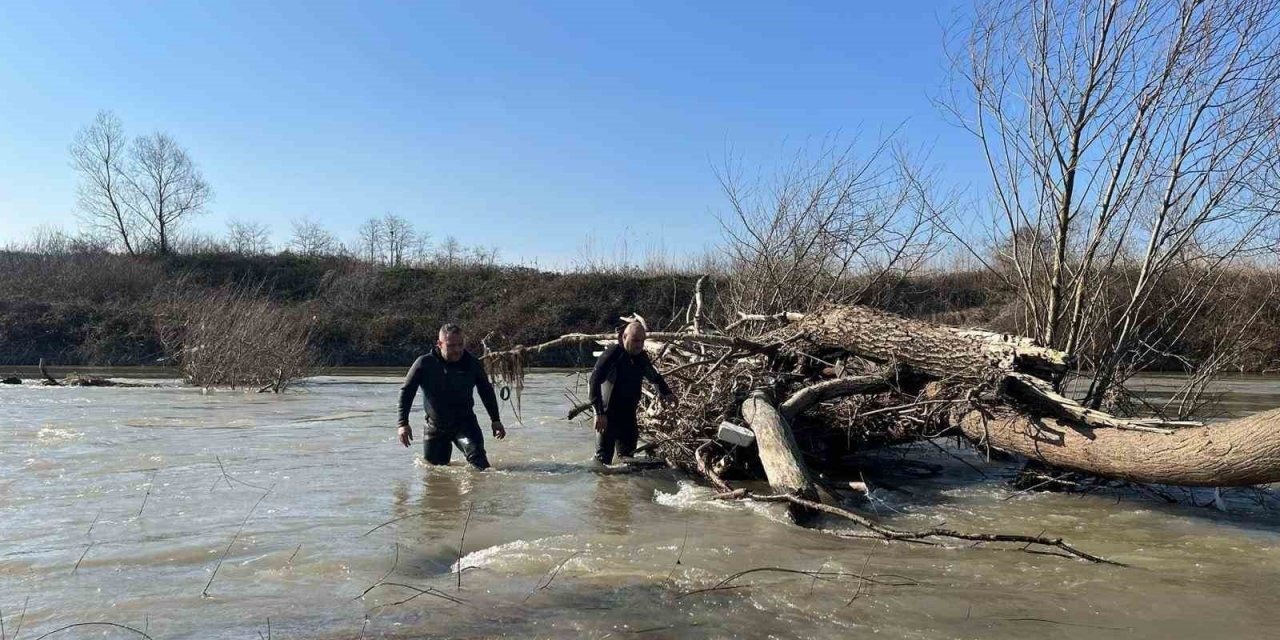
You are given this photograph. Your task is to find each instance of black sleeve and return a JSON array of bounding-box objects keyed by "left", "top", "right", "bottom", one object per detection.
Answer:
[
  {"left": 397, "top": 356, "right": 426, "bottom": 426},
  {"left": 642, "top": 356, "right": 673, "bottom": 396},
  {"left": 589, "top": 346, "right": 618, "bottom": 414},
  {"left": 473, "top": 358, "right": 501, "bottom": 422}
]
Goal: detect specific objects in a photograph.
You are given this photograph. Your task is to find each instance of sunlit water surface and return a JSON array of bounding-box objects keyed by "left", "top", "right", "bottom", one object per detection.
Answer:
[{"left": 2, "top": 370, "right": 1279, "bottom": 639}]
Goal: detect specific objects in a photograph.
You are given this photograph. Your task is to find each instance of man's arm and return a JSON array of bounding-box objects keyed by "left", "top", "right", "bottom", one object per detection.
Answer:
[
  {"left": 588, "top": 346, "right": 617, "bottom": 414},
  {"left": 397, "top": 356, "right": 426, "bottom": 426},
  {"left": 472, "top": 357, "right": 506, "bottom": 440},
  {"left": 642, "top": 356, "right": 674, "bottom": 397},
  {"left": 473, "top": 359, "right": 501, "bottom": 423}
]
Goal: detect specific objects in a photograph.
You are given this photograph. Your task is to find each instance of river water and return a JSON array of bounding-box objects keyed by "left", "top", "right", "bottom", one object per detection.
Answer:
[{"left": 2, "top": 370, "right": 1279, "bottom": 639}]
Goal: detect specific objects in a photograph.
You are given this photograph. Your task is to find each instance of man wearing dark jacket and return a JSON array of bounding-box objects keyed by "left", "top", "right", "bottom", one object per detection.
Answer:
[
  {"left": 589, "top": 321, "right": 677, "bottom": 464},
  {"left": 397, "top": 323, "right": 506, "bottom": 469}
]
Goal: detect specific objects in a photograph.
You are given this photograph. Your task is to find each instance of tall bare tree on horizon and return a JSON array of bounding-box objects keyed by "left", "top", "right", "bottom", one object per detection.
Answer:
[
  {"left": 380, "top": 212, "right": 416, "bottom": 267},
  {"left": 70, "top": 111, "right": 137, "bottom": 255},
  {"left": 126, "top": 132, "right": 212, "bottom": 255},
  {"left": 356, "top": 217, "right": 383, "bottom": 264},
  {"left": 70, "top": 112, "right": 212, "bottom": 255}
]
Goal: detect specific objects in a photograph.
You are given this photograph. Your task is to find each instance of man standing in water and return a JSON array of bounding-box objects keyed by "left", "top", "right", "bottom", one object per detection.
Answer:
[
  {"left": 397, "top": 323, "right": 506, "bottom": 469},
  {"left": 589, "top": 321, "right": 677, "bottom": 465}
]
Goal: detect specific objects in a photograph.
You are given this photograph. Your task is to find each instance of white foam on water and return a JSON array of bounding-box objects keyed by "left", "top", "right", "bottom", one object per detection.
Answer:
[
  {"left": 36, "top": 426, "right": 82, "bottom": 442},
  {"left": 125, "top": 417, "right": 204, "bottom": 428},
  {"left": 654, "top": 480, "right": 791, "bottom": 525},
  {"left": 451, "top": 534, "right": 581, "bottom": 573},
  {"left": 652, "top": 480, "right": 735, "bottom": 512}
]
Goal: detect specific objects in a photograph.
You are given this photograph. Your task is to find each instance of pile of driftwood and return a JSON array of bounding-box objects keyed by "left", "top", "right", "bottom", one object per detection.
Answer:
[{"left": 483, "top": 286, "right": 1280, "bottom": 563}]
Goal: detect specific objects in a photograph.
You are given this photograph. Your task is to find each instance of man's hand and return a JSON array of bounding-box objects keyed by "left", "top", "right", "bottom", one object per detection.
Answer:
[
  {"left": 594, "top": 414, "right": 608, "bottom": 433},
  {"left": 397, "top": 424, "right": 413, "bottom": 448},
  {"left": 491, "top": 420, "right": 507, "bottom": 440},
  {"left": 660, "top": 393, "right": 679, "bottom": 408}
]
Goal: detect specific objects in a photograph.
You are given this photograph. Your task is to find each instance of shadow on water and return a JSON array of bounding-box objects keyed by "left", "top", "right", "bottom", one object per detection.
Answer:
[
  {"left": 487, "top": 460, "right": 597, "bottom": 476},
  {"left": 493, "top": 459, "right": 678, "bottom": 479}
]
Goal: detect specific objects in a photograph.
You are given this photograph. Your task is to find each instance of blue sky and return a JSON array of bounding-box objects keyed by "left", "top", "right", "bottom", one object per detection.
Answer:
[{"left": 0, "top": 0, "right": 977, "bottom": 267}]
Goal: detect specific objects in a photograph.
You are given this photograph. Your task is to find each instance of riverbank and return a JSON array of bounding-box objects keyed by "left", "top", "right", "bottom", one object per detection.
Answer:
[{"left": 2, "top": 250, "right": 1277, "bottom": 371}]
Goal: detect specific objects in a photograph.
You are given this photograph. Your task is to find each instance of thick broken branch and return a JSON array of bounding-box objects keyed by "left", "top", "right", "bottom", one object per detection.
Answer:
[
  {"left": 1003, "top": 373, "right": 1174, "bottom": 434},
  {"left": 779, "top": 367, "right": 897, "bottom": 421}
]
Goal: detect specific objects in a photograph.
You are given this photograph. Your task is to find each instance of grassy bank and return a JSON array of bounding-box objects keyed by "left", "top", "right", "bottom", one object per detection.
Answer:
[
  {"left": 0, "top": 252, "right": 710, "bottom": 367},
  {"left": 1, "top": 250, "right": 1275, "bottom": 372}
]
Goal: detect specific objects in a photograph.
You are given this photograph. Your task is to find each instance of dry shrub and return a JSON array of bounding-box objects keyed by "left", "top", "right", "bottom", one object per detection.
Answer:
[{"left": 156, "top": 281, "right": 315, "bottom": 391}]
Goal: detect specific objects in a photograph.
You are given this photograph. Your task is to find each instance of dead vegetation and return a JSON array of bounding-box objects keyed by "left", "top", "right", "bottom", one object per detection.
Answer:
[{"left": 155, "top": 280, "right": 317, "bottom": 392}]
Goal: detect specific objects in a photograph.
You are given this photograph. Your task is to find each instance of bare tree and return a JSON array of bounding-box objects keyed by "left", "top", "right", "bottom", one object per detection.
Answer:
[
  {"left": 124, "top": 132, "right": 213, "bottom": 254},
  {"left": 945, "top": 0, "right": 1280, "bottom": 407},
  {"left": 468, "top": 245, "right": 500, "bottom": 268},
  {"left": 381, "top": 213, "right": 415, "bottom": 267},
  {"left": 70, "top": 111, "right": 138, "bottom": 255},
  {"left": 716, "top": 135, "right": 945, "bottom": 315},
  {"left": 436, "top": 235, "right": 462, "bottom": 266},
  {"left": 287, "top": 216, "right": 336, "bottom": 256},
  {"left": 226, "top": 219, "right": 272, "bottom": 255},
  {"left": 410, "top": 232, "right": 433, "bottom": 266},
  {"left": 356, "top": 217, "right": 383, "bottom": 264}
]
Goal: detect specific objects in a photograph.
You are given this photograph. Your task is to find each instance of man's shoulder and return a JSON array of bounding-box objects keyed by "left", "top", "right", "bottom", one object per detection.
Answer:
[
  {"left": 414, "top": 352, "right": 444, "bottom": 368},
  {"left": 595, "top": 344, "right": 623, "bottom": 365}
]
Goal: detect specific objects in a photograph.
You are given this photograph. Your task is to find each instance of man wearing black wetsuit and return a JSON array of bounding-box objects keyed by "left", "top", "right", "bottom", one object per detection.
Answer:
[
  {"left": 397, "top": 323, "right": 506, "bottom": 469},
  {"left": 589, "top": 321, "right": 677, "bottom": 464}
]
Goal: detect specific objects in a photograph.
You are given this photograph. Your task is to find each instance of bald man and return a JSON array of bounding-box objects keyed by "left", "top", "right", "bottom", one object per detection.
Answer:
[
  {"left": 588, "top": 322, "right": 677, "bottom": 465},
  {"left": 397, "top": 323, "right": 506, "bottom": 469}
]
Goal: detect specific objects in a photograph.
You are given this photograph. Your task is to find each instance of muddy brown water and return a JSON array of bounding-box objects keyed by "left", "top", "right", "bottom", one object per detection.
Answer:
[{"left": 2, "top": 370, "right": 1279, "bottom": 639}]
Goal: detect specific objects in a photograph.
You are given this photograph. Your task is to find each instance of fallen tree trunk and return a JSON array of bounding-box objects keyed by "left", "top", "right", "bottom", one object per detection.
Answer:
[
  {"left": 740, "top": 391, "right": 818, "bottom": 521},
  {"left": 788, "top": 305, "right": 1069, "bottom": 381},
  {"left": 958, "top": 407, "right": 1280, "bottom": 486},
  {"left": 781, "top": 306, "right": 1280, "bottom": 486}
]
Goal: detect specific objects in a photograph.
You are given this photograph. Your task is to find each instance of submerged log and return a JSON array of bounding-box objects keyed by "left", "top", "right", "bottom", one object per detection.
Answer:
[
  {"left": 64, "top": 375, "right": 123, "bottom": 387},
  {"left": 958, "top": 407, "right": 1280, "bottom": 487}
]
